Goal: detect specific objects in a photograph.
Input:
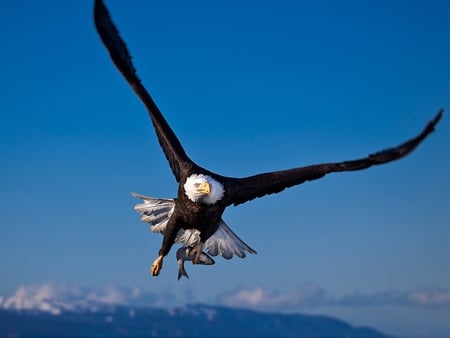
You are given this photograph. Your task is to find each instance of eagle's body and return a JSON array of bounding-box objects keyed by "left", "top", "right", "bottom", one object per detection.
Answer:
[
  {"left": 166, "top": 178, "right": 226, "bottom": 254},
  {"left": 94, "top": 0, "right": 443, "bottom": 277}
]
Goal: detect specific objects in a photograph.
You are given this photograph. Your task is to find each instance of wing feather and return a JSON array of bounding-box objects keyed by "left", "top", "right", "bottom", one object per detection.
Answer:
[
  {"left": 94, "top": 0, "right": 194, "bottom": 182},
  {"left": 228, "top": 110, "right": 443, "bottom": 206},
  {"left": 131, "top": 193, "right": 175, "bottom": 233}
]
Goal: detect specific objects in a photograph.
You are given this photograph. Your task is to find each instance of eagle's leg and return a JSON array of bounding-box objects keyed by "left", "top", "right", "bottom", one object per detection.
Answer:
[
  {"left": 151, "top": 218, "right": 178, "bottom": 276},
  {"left": 151, "top": 255, "right": 163, "bottom": 276},
  {"left": 190, "top": 241, "right": 204, "bottom": 264}
]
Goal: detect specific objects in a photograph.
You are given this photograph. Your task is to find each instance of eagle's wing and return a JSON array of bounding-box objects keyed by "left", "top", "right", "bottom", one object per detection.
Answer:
[
  {"left": 228, "top": 110, "right": 443, "bottom": 207},
  {"left": 94, "top": 0, "right": 194, "bottom": 182},
  {"left": 131, "top": 193, "right": 175, "bottom": 233},
  {"left": 177, "top": 221, "right": 257, "bottom": 259}
]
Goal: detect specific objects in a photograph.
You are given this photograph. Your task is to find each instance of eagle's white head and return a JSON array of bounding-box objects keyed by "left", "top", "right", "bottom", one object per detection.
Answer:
[{"left": 184, "top": 174, "right": 224, "bottom": 205}]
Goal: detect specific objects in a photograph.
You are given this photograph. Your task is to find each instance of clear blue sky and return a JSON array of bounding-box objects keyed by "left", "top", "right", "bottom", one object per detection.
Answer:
[{"left": 1, "top": 1, "right": 450, "bottom": 336}]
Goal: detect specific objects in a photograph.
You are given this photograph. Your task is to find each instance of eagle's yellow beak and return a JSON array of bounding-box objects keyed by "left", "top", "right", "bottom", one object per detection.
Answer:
[{"left": 198, "top": 182, "right": 211, "bottom": 195}]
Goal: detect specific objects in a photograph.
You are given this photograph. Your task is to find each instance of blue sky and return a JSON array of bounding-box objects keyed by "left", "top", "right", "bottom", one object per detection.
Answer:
[{"left": 2, "top": 0, "right": 450, "bottom": 336}]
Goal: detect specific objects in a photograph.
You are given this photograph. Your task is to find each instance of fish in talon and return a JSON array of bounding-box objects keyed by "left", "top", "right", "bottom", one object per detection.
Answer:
[{"left": 176, "top": 246, "right": 215, "bottom": 280}]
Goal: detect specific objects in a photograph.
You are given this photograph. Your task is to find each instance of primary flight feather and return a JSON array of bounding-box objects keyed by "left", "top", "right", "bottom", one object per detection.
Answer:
[{"left": 94, "top": 0, "right": 443, "bottom": 278}]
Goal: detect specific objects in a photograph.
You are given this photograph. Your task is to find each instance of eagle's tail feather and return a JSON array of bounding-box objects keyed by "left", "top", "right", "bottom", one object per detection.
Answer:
[{"left": 204, "top": 220, "right": 257, "bottom": 259}]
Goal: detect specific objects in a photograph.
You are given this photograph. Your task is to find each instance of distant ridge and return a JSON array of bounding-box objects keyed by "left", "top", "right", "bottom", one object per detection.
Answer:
[{"left": 0, "top": 303, "right": 392, "bottom": 337}]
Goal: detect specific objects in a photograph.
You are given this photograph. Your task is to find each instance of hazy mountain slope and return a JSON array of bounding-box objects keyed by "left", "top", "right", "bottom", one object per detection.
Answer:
[{"left": 0, "top": 304, "right": 391, "bottom": 337}]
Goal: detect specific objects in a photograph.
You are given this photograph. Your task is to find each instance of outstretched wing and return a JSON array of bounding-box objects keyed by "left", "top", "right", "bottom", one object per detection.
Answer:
[
  {"left": 228, "top": 110, "right": 443, "bottom": 207},
  {"left": 94, "top": 0, "right": 193, "bottom": 182}
]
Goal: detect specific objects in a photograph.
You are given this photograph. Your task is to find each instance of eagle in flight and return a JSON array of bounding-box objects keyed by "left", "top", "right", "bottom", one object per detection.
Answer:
[{"left": 94, "top": 0, "right": 443, "bottom": 278}]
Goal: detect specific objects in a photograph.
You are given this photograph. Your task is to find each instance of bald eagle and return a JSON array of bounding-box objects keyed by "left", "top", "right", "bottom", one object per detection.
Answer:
[{"left": 94, "top": 0, "right": 443, "bottom": 277}]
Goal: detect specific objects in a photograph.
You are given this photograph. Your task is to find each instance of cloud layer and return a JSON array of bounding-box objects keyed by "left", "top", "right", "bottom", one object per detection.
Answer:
[
  {"left": 2, "top": 282, "right": 450, "bottom": 315},
  {"left": 217, "top": 284, "right": 333, "bottom": 310},
  {"left": 0, "top": 282, "right": 178, "bottom": 314},
  {"left": 216, "top": 284, "right": 450, "bottom": 311}
]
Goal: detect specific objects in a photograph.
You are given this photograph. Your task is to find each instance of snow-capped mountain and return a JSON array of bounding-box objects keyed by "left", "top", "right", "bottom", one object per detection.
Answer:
[
  {"left": 0, "top": 283, "right": 393, "bottom": 337},
  {"left": 0, "top": 283, "right": 147, "bottom": 315},
  {"left": 0, "top": 304, "right": 390, "bottom": 338}
]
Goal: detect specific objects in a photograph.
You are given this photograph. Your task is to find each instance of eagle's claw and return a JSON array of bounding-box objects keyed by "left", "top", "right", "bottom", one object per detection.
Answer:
[
  {"left": 190, "top": 242, "right": 204, "bottom": 264},
  {"left": 151, "top": 255, "right": 163, "bottom": 276}
]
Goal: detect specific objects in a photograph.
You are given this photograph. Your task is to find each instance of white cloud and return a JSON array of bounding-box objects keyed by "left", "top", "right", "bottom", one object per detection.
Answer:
[
  {"left": 217, "top": 283, "right": 333, "bottom": 310},
  {"left": 339, "top": 289, "right": 450, "bottom": 308},
  {"left": 2, "top": 282, "right": 450, "bottom": 316},
  {"left": 0, "top": 283, "right": 82, "bottom": 315},
  {"left": 216, "top": 285, "right": 450, "bottom": 311},
  {"left": 0, "top": 282, "right": 166, "bottom": 314},
  {"left": 407, "top": 290, "right": 450, "bottom": 307},
  {"left": 86, "top": 284, "right": 129, "bottom": 305}
]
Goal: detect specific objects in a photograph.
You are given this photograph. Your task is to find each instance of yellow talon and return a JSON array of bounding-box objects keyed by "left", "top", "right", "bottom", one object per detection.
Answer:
[
  {"left": 151, "top": 255, "right": 163, "bottom": 276},
  {"left": 190, "top": 242, "right": 204, "bottom": 264}
]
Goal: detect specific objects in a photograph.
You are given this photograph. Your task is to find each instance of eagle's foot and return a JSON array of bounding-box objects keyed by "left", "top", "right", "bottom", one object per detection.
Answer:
[
  {"left": 151, "top": 255, "right": 163, "bottom": 276},
  {"left": 190, "top": 242, "right": 204, "bottom": 264}
]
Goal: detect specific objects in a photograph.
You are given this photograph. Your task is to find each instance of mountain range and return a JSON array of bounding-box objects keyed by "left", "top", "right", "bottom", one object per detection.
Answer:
[
  {"left": 0, "top": 286, "right": 392, "bottom": 338},
  {"left": 0, "top": 303, "right": 392, "bottom": 337}
]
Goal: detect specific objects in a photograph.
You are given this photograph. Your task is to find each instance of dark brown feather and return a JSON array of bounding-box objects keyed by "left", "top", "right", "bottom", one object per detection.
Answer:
[
  {"left": 94, "top": 0, "right": 194, "bottom": 182},
  {"left": 227, "top": 110, "right": 442, "bottom": 206}
]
